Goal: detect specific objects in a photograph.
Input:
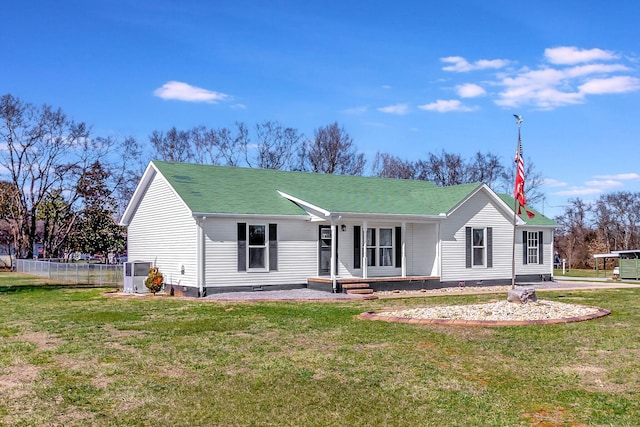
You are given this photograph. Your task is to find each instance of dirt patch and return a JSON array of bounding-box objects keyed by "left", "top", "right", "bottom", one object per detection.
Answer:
[
  {"left": 10, "top": 330, "right": 65, "bottom": 350},
  {"left": 0, "top": 363, "right": 40, "bottom": 399}
]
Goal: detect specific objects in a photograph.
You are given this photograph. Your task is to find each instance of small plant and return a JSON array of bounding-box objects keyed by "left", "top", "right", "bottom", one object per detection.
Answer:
[{"left": 145, "top": 266, "right": 164, "bottom": 294}]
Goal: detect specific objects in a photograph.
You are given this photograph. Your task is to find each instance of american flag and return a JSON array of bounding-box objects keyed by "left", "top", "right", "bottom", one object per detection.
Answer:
[{"left": 514, "top": 134, "right": 535, "bottom": 218}]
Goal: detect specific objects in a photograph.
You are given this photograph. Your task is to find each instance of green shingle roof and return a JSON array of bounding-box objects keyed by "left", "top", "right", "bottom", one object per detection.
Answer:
[
  {"left": 151, "top": 161, "right": 549, "bottom": 223},
  {"left": 496, "top": 193, "right": 557, "bottom": 226}
]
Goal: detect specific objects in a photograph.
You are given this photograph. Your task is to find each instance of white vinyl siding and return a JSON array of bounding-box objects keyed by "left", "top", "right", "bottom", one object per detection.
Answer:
[
  {"left": 406, "top": 223, "right": 438, "bottom": 276},
  {"left": 203, "top": 218, "right": 317, "bottom": 287},
  {"left": 127, "top": 172, "right": 198, "bottom": 288},
  {"left": 440, "top": 189, "right": 512, "bottom": 282},
  {"left": 519, "top": 228, "right": 554, "bottom": 276}
]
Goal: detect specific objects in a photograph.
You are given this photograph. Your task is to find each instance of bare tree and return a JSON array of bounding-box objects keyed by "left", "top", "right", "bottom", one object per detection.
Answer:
[
  {"left": 112, "top": 136, "right": 148, "bottom": 220},
  {"left": 149, "top": 127, "right": 193, "bottom": 162},
  {"left": 216, "top": 122, "right": 248, "bottom": 167},
  {"left": 498, "top": 154, "right": 545, "bottom": 207},
  {"left": 191, "top": 125, "right": 222, "bottom": 165},
  {"left": 593, "top": 192, "right": 640, "bottom": 251},
  {"left": 415, "top": 151, "right": 467, "bottom": 186},
  {"left": 246, "top": 121, "right": 303, "bottom": 170},
  {"left": 371, "top": 152, "right": 417, "bottom": 179},
  {"left": 0, "top": 94, "right": 96, "bottom": 258},
  {"left": 303, "top": 122, "right": 366, "bottom": 175},
  {"left": 554, "top": 198, "right": 594, "bottom": 269},
  {"left": 467, "top": 151, "right": 505, "bottom": 189}
]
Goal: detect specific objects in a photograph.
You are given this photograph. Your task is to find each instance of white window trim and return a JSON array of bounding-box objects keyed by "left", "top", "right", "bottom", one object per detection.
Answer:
[
  {"left": 366, "top": 227, "right": 395, "bottom": 268},
  {"left": 472, "top": 228, "right": 486, "bottom": 268},
  {"left": 247, "top": 223, "right": 269, "bottom": 272},
  {"left": 527, "top": 231, "right": 539, "bottom": 265}
]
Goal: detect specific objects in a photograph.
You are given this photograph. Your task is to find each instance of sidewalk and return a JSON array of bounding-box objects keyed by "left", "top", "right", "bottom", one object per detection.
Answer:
[{"left": 533, "top": 276, "right": 640, "bottom": 291}]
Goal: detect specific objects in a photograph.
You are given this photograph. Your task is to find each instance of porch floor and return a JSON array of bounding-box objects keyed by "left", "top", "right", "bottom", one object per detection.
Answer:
[
  {"left": 308, "top": 276, "right": 439, "bottom": 284},
  {"left": 307, "top": 275, "right": 441, "bottom": 293}
]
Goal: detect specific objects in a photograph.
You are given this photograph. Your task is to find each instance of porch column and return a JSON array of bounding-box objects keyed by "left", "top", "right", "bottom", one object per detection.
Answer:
[
  {"left": 330, "top": 222, "right": 337, "bottom": 292},
  {"left": 196, "top": 217, "right": 206, "bottom": 297},
  {"left": 362, "top": 221, "right": 368, "bottom": 279},
  {"left": 401, "top": 222, "right": 407, "bottom": 278}
]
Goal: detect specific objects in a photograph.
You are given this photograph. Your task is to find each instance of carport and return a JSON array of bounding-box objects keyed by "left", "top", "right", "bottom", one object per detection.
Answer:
[{"left": 593, "top": 252, "right": 619, "bottom": 279}]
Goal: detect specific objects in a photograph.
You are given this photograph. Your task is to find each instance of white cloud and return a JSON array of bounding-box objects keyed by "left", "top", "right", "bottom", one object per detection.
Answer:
[
  {"left": 417, "top": 99, "right": 476, "bottom": 112},
  {"left": 441, "top": 56, "right": 510, "bottom": 72},
  {"left": 579, "top": 76, "right": 640, "bottom": 95},
  {"left": 553, "top": 187, "right": 603, "bottom": 196},
  {"left": 545, "top": 46, "right": 618, "bottom": 65},
  {"left": 584, "top": 179, "right": 624, "bottom": 188},
  {"left": 153, "top": 81, "right": 230, "bottom": 103},
  {"left": 341, "top": 105, "right": 368, "bottom": 115},
  {"left": 493, "top": 50, "right": 640, "bottom": 109},
  {"left": 456, "top": 83, "right": 486, "bottom": 98},
  {"left": 594, "top": 173, "right": 640, "bottom": 180},
  {"left": 565, "top": 63, "right": 630, "bottom": 78},
  {"left": 377, "top": 103, "right": 409, "bottom": 115},
  {"left": 542, "top": 178, "right": 568, "bottom": 187}
]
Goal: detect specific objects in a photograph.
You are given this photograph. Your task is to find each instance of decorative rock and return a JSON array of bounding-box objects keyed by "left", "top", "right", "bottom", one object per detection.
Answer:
[{"left": 507, "top": 288, "right": 537, "bottom": 304}]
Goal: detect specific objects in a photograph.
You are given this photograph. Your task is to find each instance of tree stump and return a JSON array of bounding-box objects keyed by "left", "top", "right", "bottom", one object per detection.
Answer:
[{"left": 507, "top": 288, "right": 537, "bottom": 304}]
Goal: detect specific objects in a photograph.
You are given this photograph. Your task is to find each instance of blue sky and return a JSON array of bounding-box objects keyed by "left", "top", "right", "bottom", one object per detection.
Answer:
[{"left": 3, "top": 0, "right": 640, "bottom": 219}]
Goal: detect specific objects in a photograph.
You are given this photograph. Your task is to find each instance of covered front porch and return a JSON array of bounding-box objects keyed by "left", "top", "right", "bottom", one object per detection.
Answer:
[{"left": 307, "top": 275, "right": 441, "bottom": 294}]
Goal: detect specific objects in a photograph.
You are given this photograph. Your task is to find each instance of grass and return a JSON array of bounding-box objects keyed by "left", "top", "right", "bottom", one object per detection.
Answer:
[
  {"left": 1, "top": 272, "right": 639, "bottom": 426},
  {"left": 554, "top": 267, "right": 618, "bottom": 279}
]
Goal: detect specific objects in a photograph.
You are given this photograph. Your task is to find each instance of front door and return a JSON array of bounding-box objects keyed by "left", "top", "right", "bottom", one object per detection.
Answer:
[{"left": 318, "top": 225, "right": 335, "bottom": 276}]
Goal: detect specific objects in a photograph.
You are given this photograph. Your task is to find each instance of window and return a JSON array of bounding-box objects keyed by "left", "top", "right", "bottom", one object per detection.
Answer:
[
  {"left": 379, "top": 228, "right": 393, "bottom": 266},
  {"left": 366, "top": 228, "right": 376, "bottom": 266},
  {"left": 527, "top": 231, "right": 539, "bottom": 264},
  {"left": 522, "top": 231, "right": 543, "bottom": 265},
  {"left": 472, "top": 228, "right": 485, "bottom": 266},
  {"left": 248, "top": 225, "right": 266, "bottom": 269},
  {"left": 238, "top": 223, "right": 278, "bottom": 272},
  {"left": 465, "top": 227, "right": 493, "bottom": 269},
  {"left": 365, "top": 228, "right": 394, "bottom": 267}
]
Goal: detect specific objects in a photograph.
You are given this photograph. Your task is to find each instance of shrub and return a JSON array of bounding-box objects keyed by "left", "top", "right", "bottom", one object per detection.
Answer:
[{"left": 145, "top": 266, "right": 164, "bottom": 294}]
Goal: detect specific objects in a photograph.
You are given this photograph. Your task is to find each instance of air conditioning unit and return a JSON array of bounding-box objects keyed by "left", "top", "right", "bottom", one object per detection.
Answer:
[{"left": 123, "top": 261, "right": 151, "bottom": 293}]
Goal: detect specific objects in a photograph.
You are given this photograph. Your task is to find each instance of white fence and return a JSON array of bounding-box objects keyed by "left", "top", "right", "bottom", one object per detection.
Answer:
[{"left": 16, "top": 259, "right": 123, "bottom": 287}]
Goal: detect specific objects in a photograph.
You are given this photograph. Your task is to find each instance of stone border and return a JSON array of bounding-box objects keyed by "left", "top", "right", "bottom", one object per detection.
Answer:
[{"left": 358, "top": 307, "right": 611, "bottom": 326}]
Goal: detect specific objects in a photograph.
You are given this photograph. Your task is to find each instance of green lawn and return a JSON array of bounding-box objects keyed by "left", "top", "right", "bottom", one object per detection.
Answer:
[
  {"left": 554, "top": 268, "right": 619, "bottom": 279},
  {"left": 1, "top": 273, "right": 639, "bottom": 426}
]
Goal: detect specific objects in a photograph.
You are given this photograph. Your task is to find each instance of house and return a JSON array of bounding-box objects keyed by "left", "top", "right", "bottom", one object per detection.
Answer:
[{"left": 119, "top": 161, "right": 557, "bottom": 297}]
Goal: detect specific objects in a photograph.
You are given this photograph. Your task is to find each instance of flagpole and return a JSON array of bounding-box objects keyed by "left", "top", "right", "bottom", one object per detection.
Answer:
[{"left": 511, "top": 116, "right": 522, "bottom": 289}]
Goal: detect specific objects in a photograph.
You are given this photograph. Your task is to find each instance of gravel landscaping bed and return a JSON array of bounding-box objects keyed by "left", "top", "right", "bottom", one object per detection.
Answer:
[{"left": 374, "top": 299, "right": 603, "bottom": 322}]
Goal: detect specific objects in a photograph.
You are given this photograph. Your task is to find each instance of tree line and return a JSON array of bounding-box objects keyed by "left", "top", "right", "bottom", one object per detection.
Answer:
[
  {"left": 554, "top": 193, "right": 640, "bottom": 269},
  {"left": 4, "top": 92, "right": 632, "bottom": 267}
]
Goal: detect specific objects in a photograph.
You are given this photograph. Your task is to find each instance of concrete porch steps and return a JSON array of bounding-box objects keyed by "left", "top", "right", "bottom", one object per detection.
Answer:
[{"left": 342, "top": 283, "right": 375, "bottom": 296}]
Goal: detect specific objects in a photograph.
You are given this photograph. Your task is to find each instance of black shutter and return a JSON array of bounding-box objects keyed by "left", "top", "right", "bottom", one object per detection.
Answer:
[
  {"left": 237, "top": 223, "right": 246, "bottom": 272},
  {"left": 465, "top": 227, "right": 472, "bottom": 268},
  {"left": 354, "top": 226, "right": 361, "bottom": 269},
  {"left": 538, "top": 231, "right": 544, "bottom": 265},
  {"left": 269, "top": 224, "right": 278, "bottom": 271},
  {"left": 487, "top": 227, "right": 493, "bottom": 268},
  {"left": 395, "top": 226, "right": 402, "bottom": 268},
  {"left": 522, "top": 230, "right": 528, "bottom": 265}
]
